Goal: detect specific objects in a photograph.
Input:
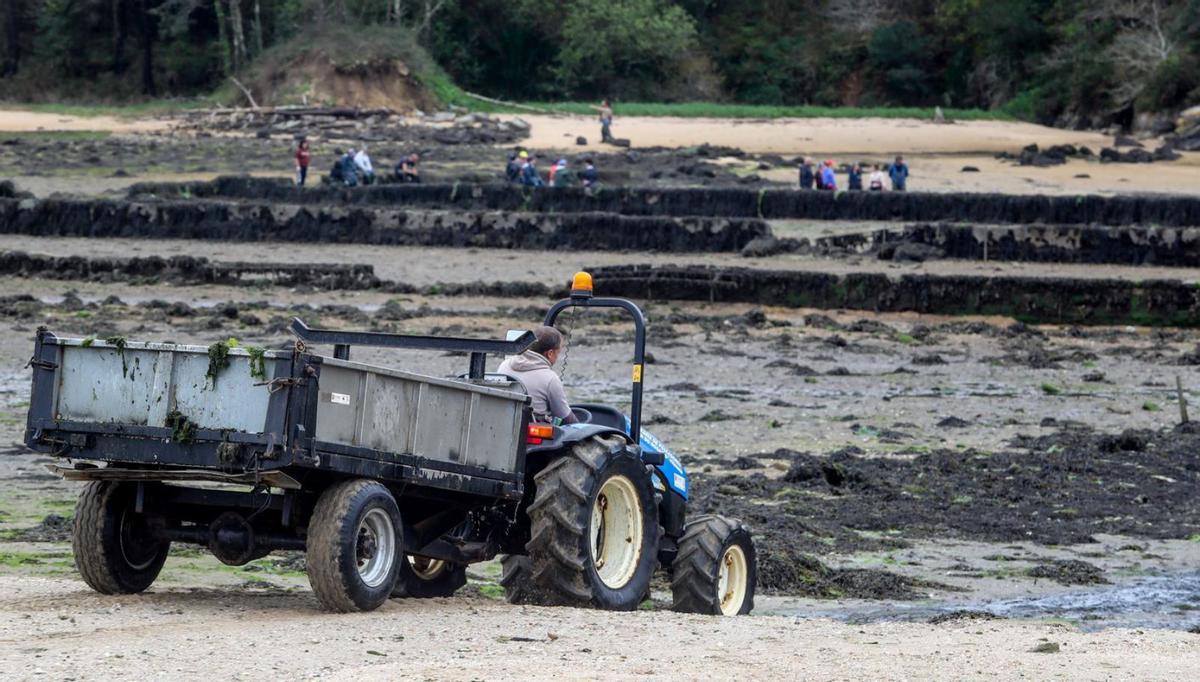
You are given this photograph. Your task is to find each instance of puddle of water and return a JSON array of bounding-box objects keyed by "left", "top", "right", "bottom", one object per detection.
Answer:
[{"left": 769, "top": 571, "right": 1200, "bottom": 632}]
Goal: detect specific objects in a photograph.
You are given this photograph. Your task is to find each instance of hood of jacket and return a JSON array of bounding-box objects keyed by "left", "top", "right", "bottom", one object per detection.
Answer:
[{"left": 505, "top": 350, "right": 552, "bottom": 372}]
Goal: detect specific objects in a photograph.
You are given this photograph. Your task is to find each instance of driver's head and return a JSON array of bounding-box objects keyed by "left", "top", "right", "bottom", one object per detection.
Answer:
[{"left": 529, "top": 325, "right": 563, "bottom": 364}]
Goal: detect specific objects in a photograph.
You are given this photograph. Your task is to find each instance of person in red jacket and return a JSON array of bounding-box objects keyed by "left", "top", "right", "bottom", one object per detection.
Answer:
[{"left": 295, "top": 138, "right": 311, "bottom": 186}]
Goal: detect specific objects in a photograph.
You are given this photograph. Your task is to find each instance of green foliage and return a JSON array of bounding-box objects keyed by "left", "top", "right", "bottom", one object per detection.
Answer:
[
  {"left": 3, "top": 0, "right": 1200, "bottom": 125},
  {"left": 555, "top": 0, "right": 697, "bottom": 94},
  {"left": 868, "top": 22, "right": 932, "bottom": 104}
]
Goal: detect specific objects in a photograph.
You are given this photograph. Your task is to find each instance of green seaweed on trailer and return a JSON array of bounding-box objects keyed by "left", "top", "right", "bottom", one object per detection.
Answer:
[
  {"left": 104, "top": 336, "right": 128, "bottom": 377},
  {"left": 164, "top": 410, "right": 196, "bottom": 444},
  {"left": 246, "top": 346, "right": 268, "bottom": 381},
  {"left": 206, "top": 337, "right": 239, "bottom": 387}
]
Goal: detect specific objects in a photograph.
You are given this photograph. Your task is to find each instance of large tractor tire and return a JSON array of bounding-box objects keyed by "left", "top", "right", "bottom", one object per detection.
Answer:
[
  {"left": 525, "top": 436, "right": 659, "bottom": 610},
  {"left": 671, "top": 515, "right": 756, "bottom": 616},
  {"left": 391, "top": 554, "right": 467, "bottom": 598},
  {"left": 499, "top": 554, "right": 540, "bottom": 604},
  {"left": 73, "top": 481, "right": 170, "bottom": 595},
  {"left": 306, "top": 479, "right": 402, "bottom": 612}
]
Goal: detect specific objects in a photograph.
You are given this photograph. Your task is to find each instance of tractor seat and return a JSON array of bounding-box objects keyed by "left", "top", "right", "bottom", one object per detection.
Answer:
[{"left": 570, "top": 403, "right": 628, "bottom": 432}]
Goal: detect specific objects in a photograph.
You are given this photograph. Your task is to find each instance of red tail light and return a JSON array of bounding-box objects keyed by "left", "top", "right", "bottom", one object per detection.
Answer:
[{"left": 527, "top": 424, "right": 554, "bottom": 444}]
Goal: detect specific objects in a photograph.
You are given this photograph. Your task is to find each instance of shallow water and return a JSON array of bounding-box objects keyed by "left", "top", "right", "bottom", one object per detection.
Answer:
[{"left": 778, "top": 571, "right": 1200, "bottom": 632}]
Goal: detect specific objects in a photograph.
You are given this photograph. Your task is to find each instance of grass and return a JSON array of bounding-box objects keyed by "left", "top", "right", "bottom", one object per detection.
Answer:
[{"left": 505, "top": 101, "right": 1012, "bottom": 121}]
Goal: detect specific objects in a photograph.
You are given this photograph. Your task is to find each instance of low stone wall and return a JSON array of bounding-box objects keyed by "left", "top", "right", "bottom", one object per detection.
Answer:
[
  {"left": 589, "top": 264, "right": 1200, "bottom": 327},
  {"left": 128, "top": 176, "right": 1200, "bottom": 227},
  {"left": 0, "top": 198, "right": 766, "bottom": 252},
  {"left": 867, "top": 223, "right": 1200, "bottom": 266},
  {"left": 0, "top": 251, "right": 379, "bottom": 289}
]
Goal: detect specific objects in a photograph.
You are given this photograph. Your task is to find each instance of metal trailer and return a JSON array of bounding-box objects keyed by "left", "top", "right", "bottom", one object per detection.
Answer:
[
  {"left": 25, "top": 321, "right": 539, "bottom": 610},
  {"left": 25, "top": 273, "right": 758, "bottom": 615}
]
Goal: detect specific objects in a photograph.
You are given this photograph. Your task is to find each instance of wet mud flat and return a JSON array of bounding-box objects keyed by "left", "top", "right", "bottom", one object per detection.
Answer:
[
  {"left": 130, "top": 176, "right": 1200, "bottom": 227},
  {"left": 688, "top": 425, "right": 1200, "bottom": 595},
  {"left": 3, "top": 270, "right": 1200, "bottom": 617}
]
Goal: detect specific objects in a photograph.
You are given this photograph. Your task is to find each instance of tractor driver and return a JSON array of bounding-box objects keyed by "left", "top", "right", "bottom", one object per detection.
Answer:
[{"left": 498, "top": 325, "right": 579, "bottom": 425}]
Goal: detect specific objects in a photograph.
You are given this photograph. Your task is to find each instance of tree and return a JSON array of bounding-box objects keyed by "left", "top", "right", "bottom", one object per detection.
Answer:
[
  {"left": 554, "top": 0, "right": 698, "bottom": 95},
  {"left": 868, "top": 21, "right": 932, "bottom": 104}
]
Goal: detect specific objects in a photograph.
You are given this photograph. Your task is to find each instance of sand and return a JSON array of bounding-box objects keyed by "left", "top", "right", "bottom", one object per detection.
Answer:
[
  {"left": 0, "top": 109, "right": 169, "bottom": 134},
  {"left": 0, "top": 576, "right": 1196, "bottom": 681}
]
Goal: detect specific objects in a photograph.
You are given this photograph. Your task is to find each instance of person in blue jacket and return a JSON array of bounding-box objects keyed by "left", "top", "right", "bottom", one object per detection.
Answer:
[
  {"left": 520, "top": 154, "right": 545, "bottom": 187},
  {"left": 820, "top": 159, "right": 837, "bottom": 191},
  {"left": 888, "top": 155, "right": 909, "bottom": 191},
  {"left": 847, "top": 163, "right": 863, "bottom": 191}
]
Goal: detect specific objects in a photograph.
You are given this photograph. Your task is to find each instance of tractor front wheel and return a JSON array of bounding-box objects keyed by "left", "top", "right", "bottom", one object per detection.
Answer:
[{"left": 671, "top": 515, "right": 756, "bottom": 616}]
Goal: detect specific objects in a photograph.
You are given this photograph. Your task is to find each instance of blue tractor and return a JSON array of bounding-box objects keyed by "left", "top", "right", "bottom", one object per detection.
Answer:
[{"left": 495, "top": 272, "right": 758, "bottom": 615}]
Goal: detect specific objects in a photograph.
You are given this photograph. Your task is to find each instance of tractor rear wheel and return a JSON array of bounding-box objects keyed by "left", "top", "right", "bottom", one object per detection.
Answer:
[
  {"left": 671, "top": 515, "right": 756, "bottom": 616},
  {"left": 73, "top": 481, "right": 170, "bottom": 595},
  {"left": 500, "top": 553, "right": 550, "bottom": 604},
  {"left": 391, "top": 554, "right": 467, "bottom": 598},
  {"left": 525, "top": 436, "right": 658, "bottom": 610}
]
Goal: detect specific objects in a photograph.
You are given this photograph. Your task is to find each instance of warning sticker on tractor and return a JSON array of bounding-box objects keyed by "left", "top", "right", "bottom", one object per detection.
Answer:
[
  {"left": 632, "top": 364, "right": 643, "bottom": 382},
  {"left": 329, "top": 392, "right": 351, "bottom": 405}
]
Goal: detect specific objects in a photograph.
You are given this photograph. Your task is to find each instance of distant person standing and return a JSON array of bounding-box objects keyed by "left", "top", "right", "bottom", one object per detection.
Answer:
[
  {"left": 520, "top": 155, "right": 545, "bottom": 187},
  {"left": 820, "top": 159, "right": 837, "bottom": 191},
  {"left": 594, "top": 99, "right": 614, "bottom": 143},
  {"left": 869, "top": 164, "right": 887, "bottom": 191},
  {"left": 798, "top": 158, "right": 815, "bottom": 189},
  {"left": 847, "top": 163, "right": 863, "bottom": 191},
  {"left": 506, "top": 150, "right": 526, "bottom": 183},
  {"left": 889, "top": 155, "right": 909, "bottom": 191},
  {"left": 294, "top": 138, "right": 311, "bottom": 186}
]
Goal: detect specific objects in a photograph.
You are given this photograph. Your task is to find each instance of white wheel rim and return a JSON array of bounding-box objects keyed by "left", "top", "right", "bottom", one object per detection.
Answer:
[
  {"left": 590, "top": 474, "right": 644, "bottom": 590},
  {"left": 408, "top": 555, "right": 447, "bottom": 581},
  {"left": 355, "top": 508, "right": 396, "bottom": 588},
  {"left": 718, "top": 544, "right": 749, "bottom": 615}
]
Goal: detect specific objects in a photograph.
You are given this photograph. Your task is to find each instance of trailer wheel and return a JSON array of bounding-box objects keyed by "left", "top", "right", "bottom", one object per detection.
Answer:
[
  {"left": 525, "top": 436, "right": 659, "bottom": 610},
  {"left": 671, "top": 515, "right": 756, "bottom": 616},
  {"left": 73, "top": 481, "right": 170, "bottom": 595},
  {"left": 307, "top": 479, "right": 402, "bottom": 612},
  {"left": 391, "top": 554, "right": 467, "bottom": 598}
]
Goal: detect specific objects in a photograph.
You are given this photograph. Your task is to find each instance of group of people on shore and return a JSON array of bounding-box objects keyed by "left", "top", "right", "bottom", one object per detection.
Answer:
[
  {"left": 799, "top": 155, "right": 909, "bottom": 191},
  {"left": 293, "top": 138, "right": 421, "bottom": 187},
  {"left": 505, "top": 150, "right": 599, "bottom": 189}
]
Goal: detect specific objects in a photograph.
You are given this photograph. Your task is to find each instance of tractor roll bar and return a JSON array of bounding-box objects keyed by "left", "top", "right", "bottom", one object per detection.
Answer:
[
  {"left": 289, "top": 317, "right": 536, "bottom": 380},
  {"left": 543, "top": 297, "right": 647, "bottom": 444}
]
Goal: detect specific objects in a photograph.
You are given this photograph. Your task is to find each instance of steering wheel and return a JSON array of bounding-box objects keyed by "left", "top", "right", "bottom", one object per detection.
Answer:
[{"left": 571, "top": 407, "right": 593, "bottom": 424}]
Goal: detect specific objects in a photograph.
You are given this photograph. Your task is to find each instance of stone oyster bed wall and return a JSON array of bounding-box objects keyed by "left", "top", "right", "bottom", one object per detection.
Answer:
[
  {"left": 588, "top": 264, "right": 1200, "bottom": 328},
  {"left": 0, "top": 198, "right": 766, "bottom": 252},
  {"left": 128, "top": 176, "right": 1200, "bottom": 227}
]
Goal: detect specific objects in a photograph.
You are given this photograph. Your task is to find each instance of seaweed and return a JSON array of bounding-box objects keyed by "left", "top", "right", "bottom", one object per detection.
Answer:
[
  {"left": 164, "top": 410, "right": 196, "bottom": 444},
  {"left": 80, "top": 336, "right": 95, "bottom": 348},
  {"left": 206, "top": 337, "right": 238, "bottom": 388},
  {"left": 246, "top": 346, "right": 267, "bottom": 381},
  {"left": 104, "top": 335, "right": 128, "bottom": 377}
]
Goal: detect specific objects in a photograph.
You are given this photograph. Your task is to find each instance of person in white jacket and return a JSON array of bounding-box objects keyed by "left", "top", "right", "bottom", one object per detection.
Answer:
[
  {"left": 868, "top": 164, "right": 888, "bottom": 191},
  {"left": 353, "top": 145, "right": 375, "bottom": 185},
  {"left": 497, "top": 326, "right": 578, "bottom": 425}
]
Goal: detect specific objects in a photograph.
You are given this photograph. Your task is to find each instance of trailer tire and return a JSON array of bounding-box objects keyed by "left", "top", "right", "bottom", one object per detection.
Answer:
[
  {"left": 671, "top": 515, "right": 756, "bottom": 616},
  {"left": 73, "top": 481, "right": 170, "bottom": 595},
  {"left": 525, "top": 436, "right": 659, "bottom": 610},
  {"left": 307, "top": 479, "right": 402, "bottom": 613},
  {"left": 391, "top": 555, "right": 467, "bottom": 598}
]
